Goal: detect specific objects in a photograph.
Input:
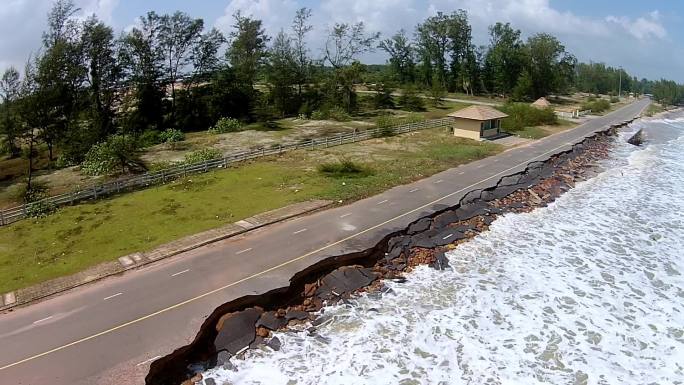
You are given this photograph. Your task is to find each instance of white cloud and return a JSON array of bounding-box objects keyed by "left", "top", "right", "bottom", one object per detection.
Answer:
[
  {"left": 0, "top": 0, "right": 120, "bottom": 74},
  {"left": 79, "top": 0, "right": 120, "bottom": 24},
  {"left": 215, "top": 0, "right": 300, "bottom": 38},
  {"left": 606, "top": 10, "right": 666, "bottom": 41}
]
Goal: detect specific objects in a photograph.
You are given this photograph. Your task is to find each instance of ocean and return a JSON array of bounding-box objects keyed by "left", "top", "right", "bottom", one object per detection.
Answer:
[{"left": 203, "top": 113, "right": 684, "bottom": 385}]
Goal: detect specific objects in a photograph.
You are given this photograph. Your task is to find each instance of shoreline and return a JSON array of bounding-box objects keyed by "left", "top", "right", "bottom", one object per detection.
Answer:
[{"left": 146, "top": 119, "right": 638, "bottom": 385}]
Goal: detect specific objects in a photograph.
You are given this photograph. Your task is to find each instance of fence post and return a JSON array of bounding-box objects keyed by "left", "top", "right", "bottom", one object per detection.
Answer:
[
  {"left": 93, "top": 186, "right": 98, "bottom": 199},
  {"left": 0, "top": 210, "right": 4, "bottom": 226},
  {"left": 325, "top": 137, "right": 329, "bottom": 147},
  {"left": 161, "top": 170, "right": 166, "bottom": 183},
  {"left": 204, "top": 161, "right": 208, "bottom": 172}
]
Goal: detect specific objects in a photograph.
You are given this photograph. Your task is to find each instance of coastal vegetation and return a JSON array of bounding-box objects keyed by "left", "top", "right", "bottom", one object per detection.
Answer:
[
  {"left": 0, "top": 128, "right": 500, "bottom": 292},
  {"left": 0, "top": 0, "right": 679, "bottom": 208}
]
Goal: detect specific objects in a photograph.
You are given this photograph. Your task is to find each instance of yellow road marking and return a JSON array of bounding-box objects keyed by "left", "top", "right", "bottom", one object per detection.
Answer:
[{"left": 0, "top": 104, "right": 644, "bottom": 371}]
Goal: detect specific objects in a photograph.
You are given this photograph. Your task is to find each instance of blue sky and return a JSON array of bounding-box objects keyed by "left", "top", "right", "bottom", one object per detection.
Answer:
[{"left": 1, "top": 0, "right": 682, "bottom": 82}]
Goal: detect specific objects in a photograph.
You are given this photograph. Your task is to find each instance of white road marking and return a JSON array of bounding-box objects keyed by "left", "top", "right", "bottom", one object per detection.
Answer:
[
  {"left": 32, "top": 316, "right": 53, "bottom": 325},
  {"left": 103, "top": 293, "right": 123, "bottom": 301},
  {"left": 171, "top": 269, "right": 190, "bottom": 277},
  {"left": 409, "top": 188, "right": 420, "bottom": 193},
  {"left": 136, "top": 356, "right": 161, "bottom": 367},
  {"left": 442, "top": 234, "right": 454, "bottom": 240},
  {"left": 0, "top": 100, "right": 647, "bottom": 373},
  {"left": 293, "top": 228, "right": 308, "bottom": 234},
  {"left": 339, "top": 213, "right": 352, "bottom": 218},
  {"left": 236, "top": 248, "right": 252, "bottom": 255},
  {"left": 434, "top": 179, "right": 444, "bottom": 184},
  {"left": 458, "top": 172, "right": 465, "bottom": 175},
  {"left": 377, "top": 199, "right": 388, "bottom": 205}
]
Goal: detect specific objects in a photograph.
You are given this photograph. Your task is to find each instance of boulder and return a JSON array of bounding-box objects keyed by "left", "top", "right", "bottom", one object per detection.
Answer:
[
  {"left": 627, "top": 129, "right": 643, "bottom": 146},
  {"left": 205, "top": 379, "right": 217, "bottom": 385},
  {"left": 284, "top": 309, "right": 310, "bottom": 321},
  {"left": 256, "top": 311, "right": 287, "bottom": 331},
  {"left": 315, "top": 266, "right": 379, "bottom": 300},
  {"left": 429, "top": 250, "right": 450, "bottom": 270},
  {"left": 214, "top": 308, "right": 262, "bottom": 354},
  {"left": 267, "top": 336, "right": 282, "bottom": 351},
  {"left": 215, "top": 351, "right": 231, "bottom": 366}
]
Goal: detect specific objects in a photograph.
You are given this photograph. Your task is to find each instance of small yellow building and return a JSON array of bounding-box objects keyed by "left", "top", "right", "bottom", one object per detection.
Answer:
[{"left": 447, "top": 105, "right": 508, "bottom": 140}]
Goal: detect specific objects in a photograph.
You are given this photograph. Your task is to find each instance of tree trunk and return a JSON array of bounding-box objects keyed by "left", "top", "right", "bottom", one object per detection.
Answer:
[{"left": 26, "top": 138, "right": 34, "bottom": 195}]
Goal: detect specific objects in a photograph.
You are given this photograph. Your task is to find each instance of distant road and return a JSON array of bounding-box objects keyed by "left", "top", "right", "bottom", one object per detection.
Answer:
[
  {"left": 0, "top": 98, "right": 649, "bottom": 385},
  {"left": 356, "top": 89, "right": 502, "bottom": 106}
]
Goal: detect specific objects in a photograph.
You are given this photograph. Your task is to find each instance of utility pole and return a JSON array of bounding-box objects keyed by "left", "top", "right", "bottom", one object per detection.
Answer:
[{"left": 618, "top": 67, "right": 622, "bottom": 99}]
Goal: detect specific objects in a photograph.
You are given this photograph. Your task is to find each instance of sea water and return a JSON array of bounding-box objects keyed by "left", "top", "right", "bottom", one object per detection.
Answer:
[{"left": 204, "top": 114, "right": 684, "bottom": 385}]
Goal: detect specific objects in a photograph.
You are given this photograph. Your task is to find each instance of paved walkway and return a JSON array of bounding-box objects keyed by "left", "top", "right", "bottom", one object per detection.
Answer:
[{"left": 0, "top": 99, "right": 650, "bottom": 385}]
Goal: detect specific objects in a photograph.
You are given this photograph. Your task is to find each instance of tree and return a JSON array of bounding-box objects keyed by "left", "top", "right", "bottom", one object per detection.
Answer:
[
  {"left": 265, "top": 30, "right": 298, "bottom": 117},
  {"left": 445, "top": 10, "right": 473, "bottom": 93},
  {"left": 524, "top": 33, "right": 575, "bottom": 98},
  {"left": 324, "top": 22, "right": 379, "bottom": 69},
  {"left": 486, "top": 22, "right": 524, "bottom": 96},
  {"left": 36, "top": 0, "right": 86, "bottom": 162},
  {"left": 415, "top": 13, "right": 450, "bottom": 89},
  {"left": 159, "top": 11, "right": 204, "bottom": 126},
  {"left": 0, "top": 67, "right": 22, "bottom": 157},
  {"left": 227, "top": 11, "right": 270, "bottom": 87},
  {"left": 379, "top": 30, "right": 415, "bottom": 84},
  {"left": 17, "top": 60, "right": 45, "bottom": 192},
  {"left": 323, "top": 22, "right": 379, "bottom": 112},
  {"left": 291, "top": 8, "right": 314, "bottom": 96},
  {"left": 120, "top": 12, "right": 165, "bottom": 131},
  {"left": 81, "top": 17, "right": 121, "bottom": 143}
]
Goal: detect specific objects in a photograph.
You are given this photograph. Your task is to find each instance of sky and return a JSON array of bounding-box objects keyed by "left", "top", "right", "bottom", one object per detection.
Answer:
[{"left": 0, "top": 0, "right": 682, "bottom": 82}]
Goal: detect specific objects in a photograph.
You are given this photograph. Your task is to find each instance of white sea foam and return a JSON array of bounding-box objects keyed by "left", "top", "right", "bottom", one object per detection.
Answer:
[{"left": 204, "top": 118, "right": 684, "bottom": 385}]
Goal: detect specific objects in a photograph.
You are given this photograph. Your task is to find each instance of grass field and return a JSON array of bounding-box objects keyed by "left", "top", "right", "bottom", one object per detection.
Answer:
[
  {"left": 513, "top": 119, "right": 577, "bottom": 139},
  {"left": 0, "top": 128, "right": 501, "bottom": 293}
]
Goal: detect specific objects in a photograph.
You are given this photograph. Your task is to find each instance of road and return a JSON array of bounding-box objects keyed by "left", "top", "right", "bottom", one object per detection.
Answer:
[
  {"left": 0, "top": 98, "right": 649, "bottom": 385},
  {"left": 355, "top": 90, "right": 501, "bottom": 106}
]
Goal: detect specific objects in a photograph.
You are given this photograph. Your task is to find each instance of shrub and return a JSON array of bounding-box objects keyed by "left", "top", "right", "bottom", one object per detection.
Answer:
[
  {"left": 609, "top": 96, "right": 620, "bottom": 103},
  {"left": 159, "top": 128, "right": 185, "bottom": 143},
  {"left": 183, "top": 148, "right": 222, "bottom": 164},
  {"left": 318, "top": 159, "right": 372, "bottom": 178},
  {"left": 138, "top": 129, "right": 161, "bottom": 148},
  {"left": 500, "top": 103, "right": 558, "bottom": 132},
  {"left": 375, "top": 113, "right": 426, "bottom": 130},
  {"left": 81, "top": 134, "right": 140, "bottom": 176},
  {"left": 373, "top": 126, "right": 396, "bottom": 138},
  {"left": 372, "top": 84, "right": 395, "bottom": 109},
  {"left": 398, "top": 86, "right": 425, "bottom": 111},
  {"left": 23, "top": 182, "right": 56, "bottom": 218},
  {"left": 310, "top": 110, "right": 326, "bottom": 120},
  {"left": 309, "top": 106, "right": 352, "bottom": 122},
  {"left": 208, "top": 117, "right": 243, "bottom": 134},
  {"left": 581, "top": 99, "right": 611, "bottom": 113}
]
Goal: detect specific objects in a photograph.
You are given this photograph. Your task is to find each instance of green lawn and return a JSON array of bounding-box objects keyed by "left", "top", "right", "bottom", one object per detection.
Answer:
[
  {"left": 514, "top": 126, "right": 549, "bottom": 139},
  {"left": 0, "top": 129, "right": 501, "bottom": 293}
]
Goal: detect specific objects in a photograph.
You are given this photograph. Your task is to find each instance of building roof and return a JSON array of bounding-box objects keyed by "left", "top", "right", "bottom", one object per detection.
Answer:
[
  {"left": 531, "top": 97, "right": 551, "bottom": 108},
  {"left": 447, "top": 105, "right": 508, "bottom": 121}
]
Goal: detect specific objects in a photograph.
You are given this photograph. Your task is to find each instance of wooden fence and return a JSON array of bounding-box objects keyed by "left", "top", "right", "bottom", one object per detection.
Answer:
[{"left": 0, "top": 117, "right": 453, "bottom": 226}]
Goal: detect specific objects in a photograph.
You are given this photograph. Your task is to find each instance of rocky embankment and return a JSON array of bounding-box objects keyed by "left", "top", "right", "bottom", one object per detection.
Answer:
[{"left": 146, "top": 121, "right": 635, "bottom": 385}]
